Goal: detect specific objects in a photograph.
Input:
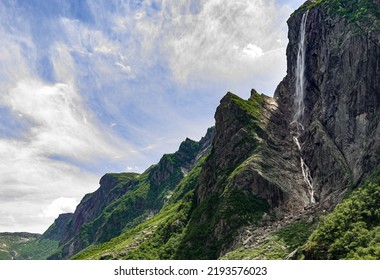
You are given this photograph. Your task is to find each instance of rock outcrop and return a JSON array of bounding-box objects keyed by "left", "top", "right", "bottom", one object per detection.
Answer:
[{"left": 42, "top": 213, "right": 73, "bottom": 241}]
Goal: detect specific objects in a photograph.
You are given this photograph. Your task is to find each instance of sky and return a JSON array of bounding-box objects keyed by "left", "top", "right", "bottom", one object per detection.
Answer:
[{"left": 0, "top": 0, "right": 305, "bottom": 233}]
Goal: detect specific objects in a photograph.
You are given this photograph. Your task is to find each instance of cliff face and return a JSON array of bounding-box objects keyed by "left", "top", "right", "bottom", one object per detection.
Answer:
[
  {"left": 196, "top": 90, "right": 311, "bottom": 211},
  {"left": 42, "top": 213, "right": 73, "bottom": 241},
  {"left": 275, "top": 0, "right": 380, "bottom": 210}
]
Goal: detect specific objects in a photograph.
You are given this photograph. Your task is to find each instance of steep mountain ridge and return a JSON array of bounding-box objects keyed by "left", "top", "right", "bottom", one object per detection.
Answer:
[
  {"left": 48, "top": 127, "right": 215, "bottom": 259},
  {"left": 43, "top": 213, "right": 73, "bottom": 241},
  {"left": 174, "top": 89, "right": 316, "bottom": 259}
]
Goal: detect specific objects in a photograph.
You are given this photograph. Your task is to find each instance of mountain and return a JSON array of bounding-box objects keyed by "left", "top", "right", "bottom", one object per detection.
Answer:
[
  {"left": 0, "top": 213, "right": 73, "bottom": 260},
  {"left": 3, "top": 0, "right": 379, "bottom": 260},
  {"left": 48, "top": 127, "right": 215, "bottom": 259},
  {"left": 0, "top": 232, "right": 59, "bottom": 260}
]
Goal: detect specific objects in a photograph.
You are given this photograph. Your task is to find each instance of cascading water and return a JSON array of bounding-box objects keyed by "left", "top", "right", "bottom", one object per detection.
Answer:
[
  {"left": 293, "top": 10, "right": 309, "bottom": 126},
  {"left": 291, "top": 10, "right": 315, "bottom": 204}
]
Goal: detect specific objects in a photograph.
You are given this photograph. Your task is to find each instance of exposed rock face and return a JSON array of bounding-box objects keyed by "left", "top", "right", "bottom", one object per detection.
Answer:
[
  {"left": 42, "top": 213, "right": 73, "bottom": 241},
  {"left": 275, "top": 1, "right": 380, "bottom": 210},
  {"left": 196, "top": 91, "right": 310, "bottom": 211}
]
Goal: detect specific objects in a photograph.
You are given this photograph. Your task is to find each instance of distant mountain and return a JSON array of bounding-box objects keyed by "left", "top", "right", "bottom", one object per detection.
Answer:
[
  {"left": 0, "top": 232, "right": 57, "bottom": 260},
  {"left": 3, "top": 0, "right": 380, "bottom": 260}
]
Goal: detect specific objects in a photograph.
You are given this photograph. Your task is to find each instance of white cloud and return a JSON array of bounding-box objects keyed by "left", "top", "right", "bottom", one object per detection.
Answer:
[
  {"left": 161, "top": 0, "right": 290, "bottom": 84},
  {"left": 51, "top": 44, "right": 76, "bottom": 83},
  {"left": 3, "top": 79, "right": 132, "bottom": 162},
  {"left": 115, "top": 62, "right": 134, "bottom": 77},
  {"left": 126, "top": 166, "right": 140, "bottom": 172},
  {"left": 0, "top": 144, "right": 99, "bottom": 232},
  {"left": 241, "top": 43, "right": 264, "bottom": 59},
  {"left": 60, "top": 18, "right": 118, "bottom": 55},
  {"left": 43, "top": 197, "right": 78, "bottom": 218}
]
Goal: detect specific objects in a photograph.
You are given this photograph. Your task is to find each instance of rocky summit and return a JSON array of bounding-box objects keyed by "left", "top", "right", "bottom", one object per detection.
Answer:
[{"left": 3, "top": 0, "right": 379, "bottom": 260}]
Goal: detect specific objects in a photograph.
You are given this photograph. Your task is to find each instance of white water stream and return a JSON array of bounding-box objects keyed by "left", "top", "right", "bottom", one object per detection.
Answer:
[{"left": 292, "top": 10, "right": 315, "bottom": 204}]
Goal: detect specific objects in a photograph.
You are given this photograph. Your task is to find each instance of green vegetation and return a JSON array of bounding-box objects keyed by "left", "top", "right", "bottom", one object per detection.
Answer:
[
  {"left": 72, "top": 196, "right": 193, "bottom": 260},
  {"left": 295, "top": 0, "right": 380, "bottom": 31},
  {"left": 303, "top": 166, "right": 380, "bottom": 259},
  {"left": 72, "top": 150, "right": 207, "bottom": 260},
  {"left": 71, "top": 170, "right": 181, "bottom": 245},
  {"left": 48, "top": 135, "right": 207, "bottom": 260},
  {"left": 72, "top": 170, "right": 201, "bottom": 260},
  {"left": 174, "top": 189, "right": 269, "bottom": 259},
  {"left": 15, "top": 238, "right": 59, "bottom": 260},
  {"left": 326, "top": 0, "right": 380, "bottom": 30},
  {"left": 56, "top": 152, "right": 188, "bottom": 256},
  {"left": 167, "top": 157, "right": 206, "bottom": 203},
  {"left": 223, "top": 222, "right": 312, "bottom": 260},
  {"left": 226, "top": 91, "right": 265, "bottom": 137},
  {"left": 0, "top": 233, "right": 58, "bottom": 260},
  {"left": 122, "top": 192, "right": 194, "bottom": 260},
  {"left": 168, "top": 92, "right": 270, "bottom": 259}
]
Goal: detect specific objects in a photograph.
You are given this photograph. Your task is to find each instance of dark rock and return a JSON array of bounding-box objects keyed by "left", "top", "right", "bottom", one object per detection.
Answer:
[
  {"left": 276, "top": 2, "right": 380, "bottom": 209},
  {"left": 42, "top": 213, "right": 73, "bottom": 241}
]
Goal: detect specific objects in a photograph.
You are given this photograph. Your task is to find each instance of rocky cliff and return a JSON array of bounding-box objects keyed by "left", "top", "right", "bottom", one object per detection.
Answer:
[
  {"left": 42, "top": 213, "right": 73, "bottom": 241},
  {"left": 275, "top": 0, "right": 380, "bottom": 210}
]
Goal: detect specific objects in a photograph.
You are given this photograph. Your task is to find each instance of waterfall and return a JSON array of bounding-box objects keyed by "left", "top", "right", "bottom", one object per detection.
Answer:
[
  {"left": 293, "top": 136, "right": 315, "bottom": 204},
  {"left": 293, "top": 10, "right": 309, "bottom": 125},
  {"left": 292, "top": 10, "right": 315, "bottom": 204}
]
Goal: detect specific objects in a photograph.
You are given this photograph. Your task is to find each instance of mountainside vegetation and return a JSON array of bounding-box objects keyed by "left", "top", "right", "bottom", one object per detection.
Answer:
[
  {"left": 303, "top": 167, "right": 380, "bottom": 259},
  {"left": 0, "top": 233, "right": 58, "bottom": 260}
]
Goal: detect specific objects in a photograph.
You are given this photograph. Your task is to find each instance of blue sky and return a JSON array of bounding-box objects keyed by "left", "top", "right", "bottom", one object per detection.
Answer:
[{"left": 0, "top": 0, "right": 304, "bottom": 233}]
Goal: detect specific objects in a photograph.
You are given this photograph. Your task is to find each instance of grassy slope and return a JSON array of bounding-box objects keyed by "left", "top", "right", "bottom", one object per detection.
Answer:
[{"left": 172, "top": 92, "right": 270, "bottom": 259}]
